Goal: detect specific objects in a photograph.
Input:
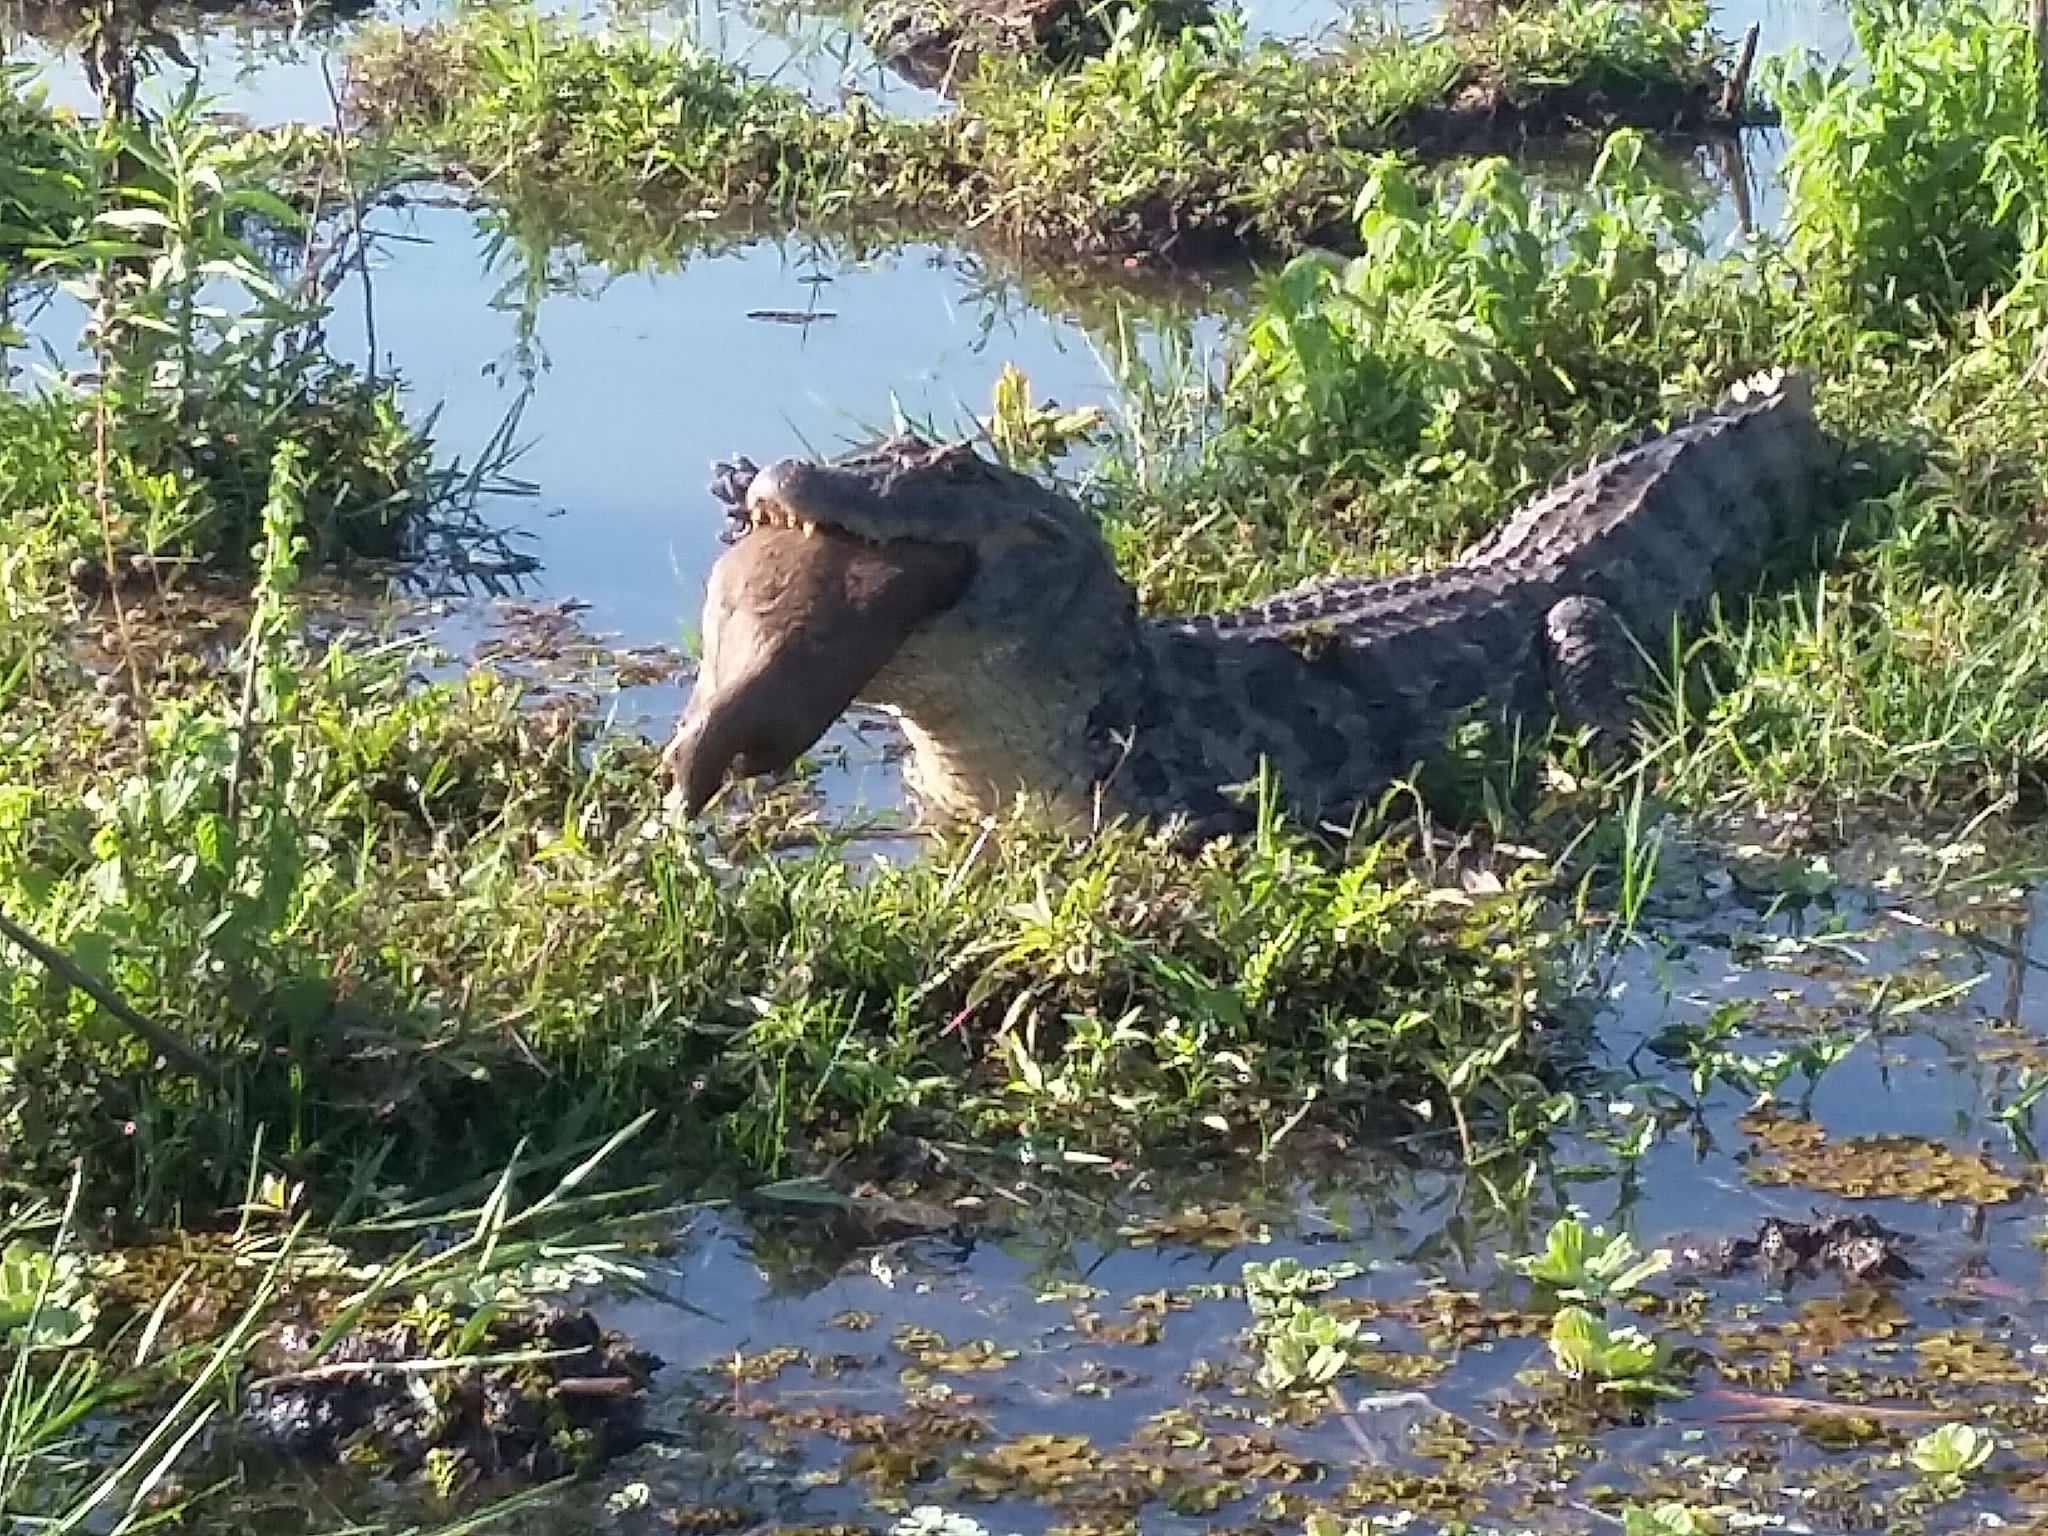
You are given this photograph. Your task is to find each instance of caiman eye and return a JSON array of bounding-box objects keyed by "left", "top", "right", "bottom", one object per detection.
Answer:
[{"left": 945, "top": 455, "right": 984, "bottom": 482}]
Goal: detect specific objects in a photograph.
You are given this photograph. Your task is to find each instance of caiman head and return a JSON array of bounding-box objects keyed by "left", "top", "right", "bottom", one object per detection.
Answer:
[{"left": 663, "top": 435, "right": 1141, "bottom": 823}]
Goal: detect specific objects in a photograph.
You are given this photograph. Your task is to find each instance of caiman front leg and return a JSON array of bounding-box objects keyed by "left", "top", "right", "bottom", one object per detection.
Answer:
[{"left": 1542, "top": 594, "right": 1650, "bottom": 752}]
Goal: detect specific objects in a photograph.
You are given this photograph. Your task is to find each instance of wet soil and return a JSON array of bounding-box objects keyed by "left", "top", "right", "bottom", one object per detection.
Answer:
[
  {"left": 1393, "top": 66, "right": 1766, "bottom": 156},
  {"left": 240, "top": 1304, "right": 662, "bottom": 1482}
]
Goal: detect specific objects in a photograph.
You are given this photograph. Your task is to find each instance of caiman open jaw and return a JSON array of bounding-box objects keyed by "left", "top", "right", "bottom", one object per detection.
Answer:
[
  {"left": 660, "top": 517, "right": 975, "bottom": 813},
  {"left": 663, "top": 433, "right": 1137, "bottom": 820}
]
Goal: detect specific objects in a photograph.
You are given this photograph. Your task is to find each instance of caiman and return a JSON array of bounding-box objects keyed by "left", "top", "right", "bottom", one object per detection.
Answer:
[{"left": 663, "top": 368, "right": 1839, "bottom": 835}]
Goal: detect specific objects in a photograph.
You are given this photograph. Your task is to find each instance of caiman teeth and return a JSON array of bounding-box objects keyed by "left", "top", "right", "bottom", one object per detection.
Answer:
[
  {"left": 744, "top": 501, "right": 821, "bottom": 536},
  {"left": 743, "top": 503, "right": 852, "bottom": 541}
]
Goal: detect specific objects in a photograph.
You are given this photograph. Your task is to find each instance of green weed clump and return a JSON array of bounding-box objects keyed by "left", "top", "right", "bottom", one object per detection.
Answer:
[
  {"left": 348, "top": 12, "right": 949, "bottom": 224},
  {"left": 1230, "top": 132, "right": 1715, "bottom": 474},
  {"left": 0, "top": 97, "right": 497, "bottom": 587},
  {"left": 962, "top": 0, "right": 1730, "bottom": 255},
  {"left": 1769, "top": 0, "right": 2048, "bottom": 319},
  {"left": 348, "top": 0, "right": 1735, "bottom": 262}
]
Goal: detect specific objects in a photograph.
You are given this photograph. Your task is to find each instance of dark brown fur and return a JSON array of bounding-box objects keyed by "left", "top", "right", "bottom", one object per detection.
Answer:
[{"left": 662, "top": 528, "right": 973, "bottom": 812}]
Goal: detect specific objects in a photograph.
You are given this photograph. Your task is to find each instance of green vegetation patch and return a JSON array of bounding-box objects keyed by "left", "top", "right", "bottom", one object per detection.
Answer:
[
  {"left": 0, "top": 67, "right": 90, "bottom": 268},
  {"left": 347, "top": 0, "right": 1739, "bottom": 262},
  {"left": 346, "top": 14, "right": 952, "bottom": 228},
  {"left": 0, "top": 594, "right": 1570, "bottom": 1211},
  {"left": 960, "top": 0, "right": 1733, "bottom": 259}
]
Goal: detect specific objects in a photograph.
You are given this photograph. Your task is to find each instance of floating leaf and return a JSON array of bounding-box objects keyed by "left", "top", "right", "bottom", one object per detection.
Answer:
[
  {"left": 1739, "top": 1114, "right": 2022, "bottom": 1203},
  {"left": 1510, "top": 1215, "right": 1671, "bottom": 1303},
  {"left": 1908, "top": 1422, "right": 1996, "bottom": 1478},
  {"left": 1120, "top": 1206, "right": 1271, "bottom": 1250},
  {"left": 1547, "top": 1305, "right": 1675, "bottom": 1396}
]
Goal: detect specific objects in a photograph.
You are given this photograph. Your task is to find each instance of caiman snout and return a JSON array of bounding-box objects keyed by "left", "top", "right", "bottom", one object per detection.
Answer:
[{"left": 662, "top": 523, "right": 975, "bottom": 812}]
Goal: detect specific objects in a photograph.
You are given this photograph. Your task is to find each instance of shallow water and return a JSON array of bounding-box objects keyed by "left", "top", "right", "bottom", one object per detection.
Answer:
[{"left": 468, "top": 838, "right": 2048, "bottom": 1535}]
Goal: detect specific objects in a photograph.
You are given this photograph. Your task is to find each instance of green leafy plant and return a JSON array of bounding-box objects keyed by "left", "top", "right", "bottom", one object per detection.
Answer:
[
  {"left": 1241, "top": 1255, "right": 1375, "bottom": 1395},
  {"left": 1769, "top": 0, "right": 2048, "bottom": 318},
  {"left": 1622, "top": 1506, "right": 1710, "bottom": 1536},
  {"left": 1241, "top": 1256, "right": 1363, "bottom": 1319},
  {"left": 1547, "top": 1305, "right": 1681, "bottom": 1397},
  {"left": 1232, "top": 131, "right": 1708, "bottom": 467},
  {"left": 1907, "top": 1422, "right": 1997, "bottom": 1483},
  {"left": 1511, "top": 1214, "right": 1670, "bottom": 1303},
  {"left": 1254, "top": 1302, "right": 1364, "bottom": 1394}
]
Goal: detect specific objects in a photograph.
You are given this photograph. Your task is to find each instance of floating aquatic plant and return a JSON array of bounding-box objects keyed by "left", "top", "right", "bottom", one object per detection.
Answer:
[
  {"left": 1907, "top": 1422, "right": 1997, "bottom": 1482},
  {"left": 1547, "top": 1306, "right": 1681, "bottom": 1398},
  {"left": 1509, "top": 1214, "right": 1670, "bottom": 1304}
]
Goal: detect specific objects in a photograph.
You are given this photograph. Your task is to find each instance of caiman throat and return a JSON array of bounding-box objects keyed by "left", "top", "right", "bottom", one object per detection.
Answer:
[{"left": 664, "top": 369, "right": 1839, "bottom": 833}]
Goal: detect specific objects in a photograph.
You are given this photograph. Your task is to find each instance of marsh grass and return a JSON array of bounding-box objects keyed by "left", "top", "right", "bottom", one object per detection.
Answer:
[
  {"left": 0, "top": 589, "right": 1574, "bottom": 1210},
  {"left": 347, "top": 13, "right": 951, "bottom": 224},
  {"left": 0, "top": 74, "right": 526, "bottom": 591},
  {"left": 348, "top": 0, "right": 1737, "bottom": 263},
  {"left": 960, "top": 0, "right": 1731, "bottom": 257},
  {"left": 1768, "top": 0, "right": 2048, "bottom": 319},
  {"left": 1107, "top": 2, "right": 2048, "bottom": 823}
]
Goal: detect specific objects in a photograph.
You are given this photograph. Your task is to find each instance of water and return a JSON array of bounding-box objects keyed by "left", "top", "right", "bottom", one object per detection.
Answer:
[{"left": 491, "top": 836, "right": 2048, "bottom": 1535}]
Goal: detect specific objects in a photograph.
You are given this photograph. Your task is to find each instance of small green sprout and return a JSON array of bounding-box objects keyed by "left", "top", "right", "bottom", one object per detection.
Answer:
[
  {"left": 1511, "top": 1214, "right": 1671, "bottom": 1304},
  {"left": 1907, "top": 1421, "right": 1996, "bottom": 1482},
  {"left": 1622, "top": 1506, "right": 1710, "bottom": 1536},
  {"left": 0, "top": 1240, "right": 98, "bottom": 1348},
  {"left": 1547, "top": 1305, "right": 1682, "bottom": 1397}
]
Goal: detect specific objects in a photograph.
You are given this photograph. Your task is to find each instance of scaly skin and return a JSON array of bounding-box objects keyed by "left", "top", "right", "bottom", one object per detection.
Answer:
[{"left": 665, "top": 368, "right": 1840, "bottom": 832}]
